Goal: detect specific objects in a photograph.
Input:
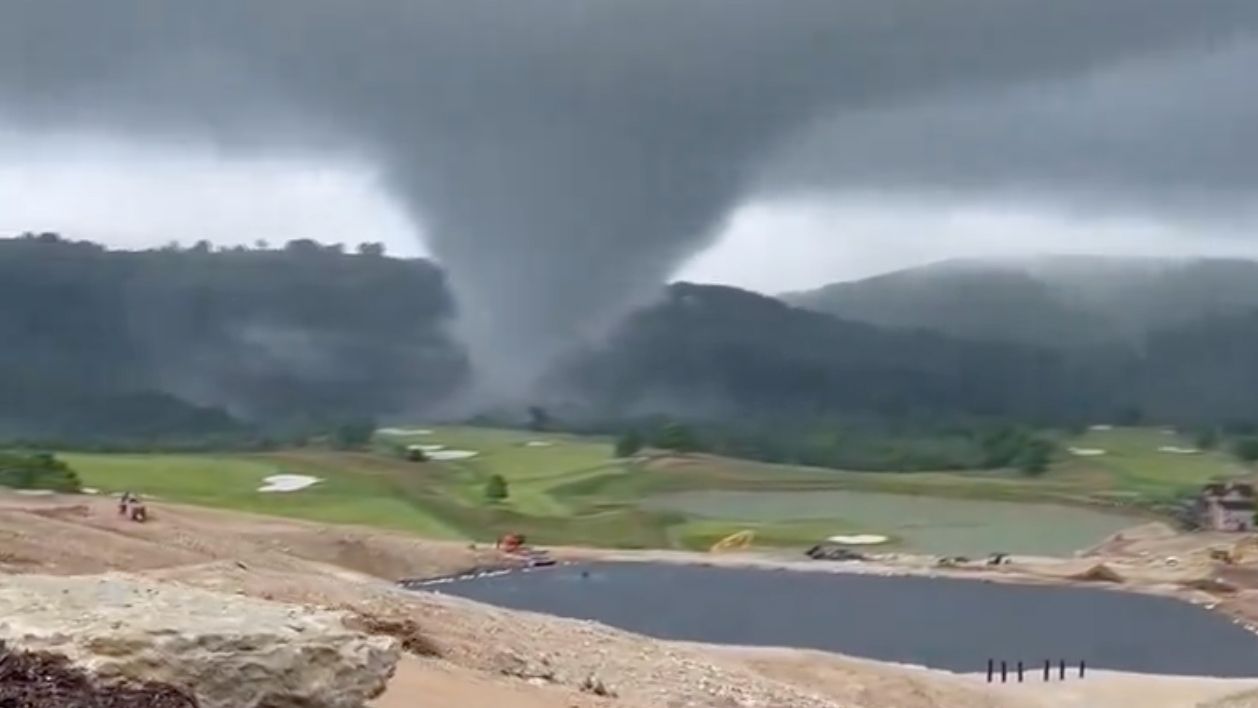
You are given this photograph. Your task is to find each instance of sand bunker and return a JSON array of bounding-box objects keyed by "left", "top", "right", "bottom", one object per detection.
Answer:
[
  {"left": 427, "top": 450, "right": 479, "bottom": 461},
  {"left": 827, "top": 534, "right": 890, "bottom": 545},
  {"left": 410, "top": 444, "right": 446, "bottom": 452},
  {"left": 525, "top": 441, "right": 554, "bottom": 448},
  {"left": 1069, "top": 447, "right": 1107, "bottom": 457},
  {"left": 377, "top": 428, "right": 434, "bottom": 436},
  {"left": 1159, "top": 446, "right": 1200, "bottom": 454},
  {"left": 1090, "top": 424, "right": 1114, "bottom": 431},
  {"left": 257, "top": 475, "right": 321, "bottom": 493}
]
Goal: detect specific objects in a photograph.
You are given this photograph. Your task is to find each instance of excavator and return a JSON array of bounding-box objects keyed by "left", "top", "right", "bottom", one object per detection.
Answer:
[
  {"left": 709, "top": 530, "right": 754, "bottom": 553},
  {"left": 495, "top": 532, "right": 555, "bottom": 567},
  {"left": 1210, "top": 536, "right": 1258, "bottom": 564}
]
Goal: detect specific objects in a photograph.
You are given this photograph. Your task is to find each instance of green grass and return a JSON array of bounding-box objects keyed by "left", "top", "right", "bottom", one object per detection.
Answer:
[
  {"left": 1055, "top": 427, "right": 1248, "bottom": 503},
  {"left": 62, "top": 451, "right": 463, "bottom": 538},
  {"left": 47, "top": 425, "right": 1251, "bottom": 556}
]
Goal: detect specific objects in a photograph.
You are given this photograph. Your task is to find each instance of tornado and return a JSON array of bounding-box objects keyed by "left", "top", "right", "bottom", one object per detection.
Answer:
[{"left": 2, "top": 0, "right": 1255, "bottom": 401}]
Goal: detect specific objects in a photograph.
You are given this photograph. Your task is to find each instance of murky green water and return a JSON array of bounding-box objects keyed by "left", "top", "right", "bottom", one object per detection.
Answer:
[{"left": 644, "top": 489, "right": 1137, "bottom": 556}]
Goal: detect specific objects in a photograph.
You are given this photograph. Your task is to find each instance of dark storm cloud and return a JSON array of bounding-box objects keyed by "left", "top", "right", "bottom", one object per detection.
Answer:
[
  {"left": 2, "top": 1, "right": 1256, "bottom": 394},
  {"left": 763, "top": 39, "right": 1258, "bottom": 219}
]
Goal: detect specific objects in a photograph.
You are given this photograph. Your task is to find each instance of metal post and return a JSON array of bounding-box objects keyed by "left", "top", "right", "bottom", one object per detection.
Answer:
[
  {"left": 987, "top": 659, "right": 993, "bottom": 683},
  {"left": 1017, "top": 661, "right": 1024, "bottom": 682},
  {"left": 1043, "top": 660, "right": 1050, "bottom": 681},
  {"left": 1001, "top": 661, "right": 1008, "bottom": 683},
  {"left": 1079, "top": 660, "right": 1085, "bottom": 678},
  {"left": 1059, "top": 659, "right": 1066, "bottom": 680}
]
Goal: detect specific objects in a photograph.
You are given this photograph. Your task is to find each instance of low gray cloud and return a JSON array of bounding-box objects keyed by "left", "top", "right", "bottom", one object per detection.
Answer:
[
  {"left": 763, "top": 39, "right": 1258, "bottom": 220},
  {"left": 2, "top": 1, "right": 1256, "bottom": 396}
]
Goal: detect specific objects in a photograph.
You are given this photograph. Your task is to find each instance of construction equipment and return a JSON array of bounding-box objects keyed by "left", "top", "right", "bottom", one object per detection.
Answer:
[
  {"left": 709, "top": 530, "right": 754, "bottom": 553},
  {"left": 1212, "top": 536, "right": 1258, "bottom": 564},
  {"left": 806, "top": 543, "right": 867, "bottom": 562},
  {"left": 496, "top": 532, "right": 525, "bottom": 553},
  {"left": 987, "top": 552, "right": 1011, "bottom": 566},
  {"left": 495, "top": 532, "right": 555, "bottom": 567},
  {"left": 117, "top": 492, "right": 147, "bottom": 523}
]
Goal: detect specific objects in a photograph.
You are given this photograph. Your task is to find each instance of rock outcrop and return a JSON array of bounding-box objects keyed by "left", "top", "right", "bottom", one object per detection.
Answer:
[{"left": 0, "top": 573, "right": 399, "bottom": 708}]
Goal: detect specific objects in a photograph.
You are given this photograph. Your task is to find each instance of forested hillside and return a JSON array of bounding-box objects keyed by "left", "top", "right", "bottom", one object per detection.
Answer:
[
  {"left": 787, "top": 256, "right": 1258, "bottom": 348},
  {"left": 551, "top": 282, "right": 1112, "bottom": 424},
  {"left": 554, "top": 281, "right": 1258, "bottom": 432},
  {"left": 0, "top": 233, "right": 466, "bottom": 440},
  {"left": 6, "top": 235, "right": 1258, "bottom": 448}
]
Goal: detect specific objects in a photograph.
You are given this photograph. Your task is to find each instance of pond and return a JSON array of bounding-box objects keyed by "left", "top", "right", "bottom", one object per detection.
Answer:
[
  {"left": 643, "top": 490, "right": 1136, "bottom": 556},
  {"left": 435, "top": 563, "right": 1258, "bottom": 676}
]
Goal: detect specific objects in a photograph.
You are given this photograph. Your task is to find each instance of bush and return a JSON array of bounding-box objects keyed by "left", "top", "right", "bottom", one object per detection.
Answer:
[
  {"left": 1234, "top": 437, "right": 1258, "bottom": 463},
  {"left": 654, "top": 422, "right": 699, "bottom": 453},
  {"left": 0, "top": 452, "right": 82, "bottom": 492},
  {"left": 484, "top": 474, "right": 509, "bottom": 502},
  {"left": 332, "top": 419, "right": 376, "bottom": 450},
  {"left": 614, "top": 430, "right": 643, "bottom": 458},
  {"left": 1196, "top": 428, "right": 1220, "bottom": 450},
  {"left": 1016, "top": 438, "right": 1054, "bottom": 476}
]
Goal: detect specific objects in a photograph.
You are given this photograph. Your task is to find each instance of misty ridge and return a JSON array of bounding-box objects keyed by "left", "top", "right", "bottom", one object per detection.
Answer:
[{"left": 8, "top": 232, "right": 1258, "bottom": 448}]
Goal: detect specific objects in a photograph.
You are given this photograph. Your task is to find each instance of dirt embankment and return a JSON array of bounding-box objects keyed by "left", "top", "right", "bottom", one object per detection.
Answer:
[{"left": 5, "top": 493, "right": 1258, "bottom": 707}]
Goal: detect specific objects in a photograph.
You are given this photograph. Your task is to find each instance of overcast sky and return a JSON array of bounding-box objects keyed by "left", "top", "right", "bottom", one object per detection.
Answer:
[
  {"left": 7, "top": 135, "right": 1258, "bottom": 293},
  {"left": 3, "top": 1, "right": 1258, "bottom": 380}
]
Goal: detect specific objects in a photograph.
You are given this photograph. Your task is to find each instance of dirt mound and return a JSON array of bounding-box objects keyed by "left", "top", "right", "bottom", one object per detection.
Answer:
[
  {"left": 342, "top": 612, "right": 443, "bottom": 658},
  {"left": 0, "top": 492, "right": 485, "bottom": 580},
  {"left": 0, "top": 641, "right": 197, "bottom": 708},
  {"left": 1067, "top": 562, "right": 1125, "bottom": 583}
]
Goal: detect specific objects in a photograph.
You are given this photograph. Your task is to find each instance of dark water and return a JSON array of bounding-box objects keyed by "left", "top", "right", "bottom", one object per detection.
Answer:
[{"left": 434, "top": 562, "right": 1258, "bottom": 676}]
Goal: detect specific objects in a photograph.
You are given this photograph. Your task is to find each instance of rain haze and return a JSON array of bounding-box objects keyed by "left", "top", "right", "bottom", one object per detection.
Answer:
[{"left": 4, "top": 1, "right": 1258, "bottom": 391}]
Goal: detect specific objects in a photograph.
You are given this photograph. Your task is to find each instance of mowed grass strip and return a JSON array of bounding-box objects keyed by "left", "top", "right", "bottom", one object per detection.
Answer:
[
  {"left": 1057, "top": 427, "right": 1248, "bottom": 502},
  {"left": 62, "top": 451, "right": 464, "bottom": 538},
  {"left": 384, "top": 426, "right": 625, "bottom": 516}
]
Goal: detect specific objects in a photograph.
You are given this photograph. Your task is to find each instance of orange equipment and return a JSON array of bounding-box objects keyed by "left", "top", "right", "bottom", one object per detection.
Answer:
[{"left": 496, "top": 532, "right": 525, "bottom": 553}]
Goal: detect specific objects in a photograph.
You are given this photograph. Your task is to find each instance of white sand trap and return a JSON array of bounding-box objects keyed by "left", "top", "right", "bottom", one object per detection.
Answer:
[
  {"left": 1159, "top": 446, "right": 1200, "bottom": 454},
  {"left": 1089, "top": 424, "right": 1114, "bottom": 431},
  {"left": 827, "top": 534, "right": 889, "bottom": 545},
  {"left": 1069, "top": 447, "right": 1107, "bottom": 457},
  {"left": 13, "top": 489, "right": 54, "bottom": 496},
  {"left": 82, "top": 487, "right": 100, "bottom": 495},
  {"left": 377, "top": 427, "right": 434, "bottom": 436},
  {"left": 258, "top": 474, "right": 321, "bottom": 493},
  {"left": 427, "top": 450, "right": 479, "bottom": 461},
  {"left": 408, "top": 444, "right": 446, "bottom": 452},
  {"left": 525, "top": 441, "right": 554, "bottom": 447}
]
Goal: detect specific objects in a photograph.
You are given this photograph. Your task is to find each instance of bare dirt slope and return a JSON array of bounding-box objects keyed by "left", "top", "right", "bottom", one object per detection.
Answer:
[
  {"left": 3, "top": 492, "right": 1257, "bottom": 707},
  {"left": 0, "top": 493, "right": 488, "bottom": 578}
]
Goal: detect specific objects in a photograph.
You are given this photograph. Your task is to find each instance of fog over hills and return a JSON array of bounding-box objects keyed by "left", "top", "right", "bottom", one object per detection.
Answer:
[{"left": 785, "top": 255, "right": 1258, "bottom": 348}]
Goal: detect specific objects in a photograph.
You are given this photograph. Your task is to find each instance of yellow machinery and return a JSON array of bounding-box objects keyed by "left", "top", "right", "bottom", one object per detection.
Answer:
[
  {"left": 709, "top": 530, "right": 755, "bottom": 553},
  {"left": 1210, "top": 536, "right": 1258, "bottom": 564}
]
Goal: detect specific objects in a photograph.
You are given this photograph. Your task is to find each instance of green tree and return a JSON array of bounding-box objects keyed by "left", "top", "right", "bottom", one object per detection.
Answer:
[
  {"left": 0, "top": 452, "right": 81, "bottom": 492},
  {"left": 527, "top": 406, "right": 551, "bottom": 432},
  {"left": 614, "top": 430, "right": 644, "bottom": 458},
  {"left": 1195, "top": 428, "right": 1220, "bottom": 450},
  {"left": 1234, "top": 437, "right": 1258, "bottom": 463},
  {"left": 1016, "top": 438, "right": 1053, "bottom": 476},
  {"left": 333, "top": 419, "right": 376, "bottom": 450},
  {"left": 484, "top": 473, "right": 509, "bottom": 502},
  {"left": 656, "top": 422, "right": 699, "bottom": 453}
]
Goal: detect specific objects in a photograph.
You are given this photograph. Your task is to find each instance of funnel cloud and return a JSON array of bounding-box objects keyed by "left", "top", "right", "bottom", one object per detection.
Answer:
[{"left": 3, "top": 1, "right": 1257, "bottom": 396}]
